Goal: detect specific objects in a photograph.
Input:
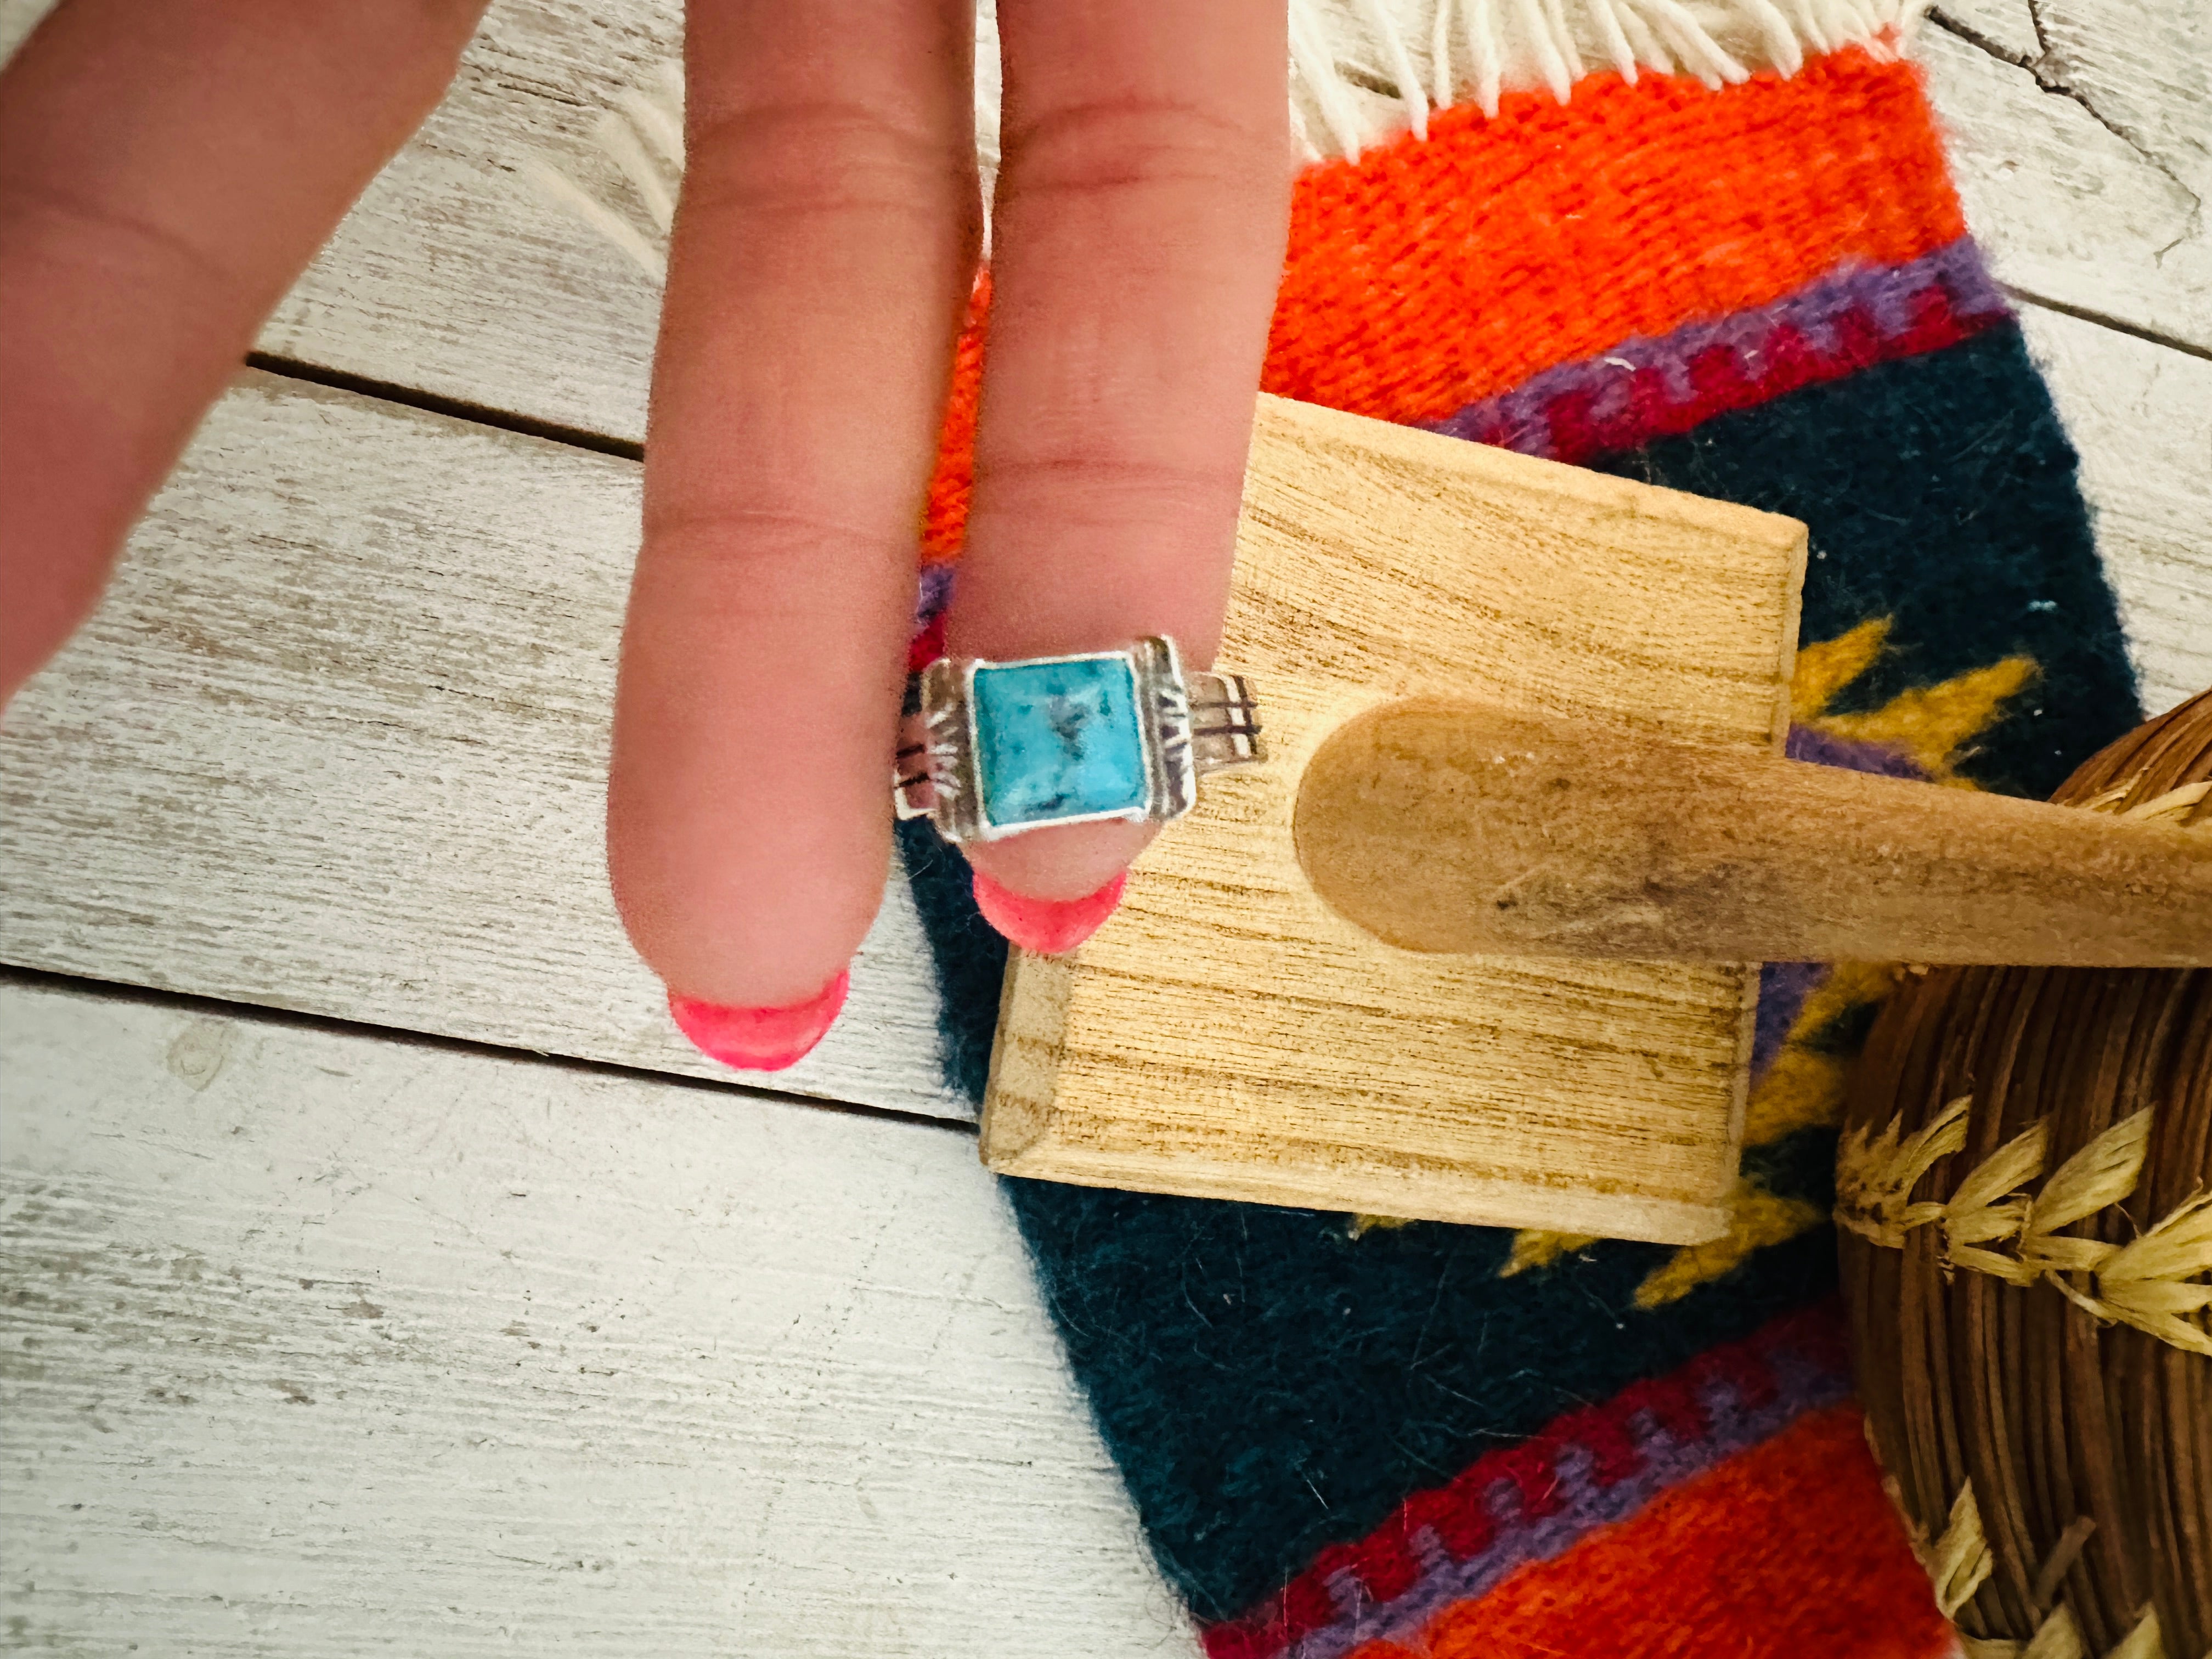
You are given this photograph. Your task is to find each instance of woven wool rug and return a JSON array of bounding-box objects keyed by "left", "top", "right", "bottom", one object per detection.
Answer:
[{"left": 551, "top": 5, "right": 2144, "bottom": 1651}]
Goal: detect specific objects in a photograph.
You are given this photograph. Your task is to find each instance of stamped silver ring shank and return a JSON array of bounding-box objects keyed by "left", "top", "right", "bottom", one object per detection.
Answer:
[{"left": 1187, "top": 670, "right": 1263, "bottom": 776}]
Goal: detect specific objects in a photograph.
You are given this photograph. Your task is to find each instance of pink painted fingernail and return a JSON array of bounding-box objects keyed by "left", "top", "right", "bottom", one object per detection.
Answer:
[
  {"left": 972, "top": 870, "right": 1127, "bottom": 955},
  {"left": 667, "top": 969, "right": 850, "bottom": 1072}
]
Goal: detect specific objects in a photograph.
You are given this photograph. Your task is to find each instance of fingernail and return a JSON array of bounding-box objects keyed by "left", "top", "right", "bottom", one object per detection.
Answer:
[
  {"left": 972, "top": 870, "right": 1127, "bottom": 955},
  {"left": 667, "top": 969, "right": 850, "bottom": 1072}
]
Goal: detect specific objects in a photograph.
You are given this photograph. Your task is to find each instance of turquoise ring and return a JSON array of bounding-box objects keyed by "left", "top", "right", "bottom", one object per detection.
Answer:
[{"left": 895, "top": 636, "right": 1262, "bottom": 844}]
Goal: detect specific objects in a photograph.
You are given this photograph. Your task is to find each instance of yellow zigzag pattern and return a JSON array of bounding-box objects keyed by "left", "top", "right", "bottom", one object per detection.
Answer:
[
  {"left": 1502, "top": 1227, "right": 1596, "bottom": 1275},
  {"left": 1813, "top": 659, "right": 2039, "bottom": 781},
  {"left": 1789, "top": 616, "right": 1891, "bottom": 725},
  {"left": 1635, "top": 1184, "right": 1830, "bottom": 1308},
  {"left": 1790, "top": 616, "right": 2039, "bottom": 781},
  {"left": 1742, "top": 960, "right": 1903, "bottom": 1146},
  {"left": 1500, "top": 621, "right": 2040, "bottom": 1305}
]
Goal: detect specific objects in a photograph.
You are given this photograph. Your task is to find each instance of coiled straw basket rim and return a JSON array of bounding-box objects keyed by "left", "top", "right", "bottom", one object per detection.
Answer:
[{"left": 1837, "top": 687, "right": 2211, "bottom": 1659}]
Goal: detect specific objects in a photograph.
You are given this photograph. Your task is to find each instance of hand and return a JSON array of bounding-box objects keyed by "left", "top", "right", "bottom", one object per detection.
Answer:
[
  {"left": 608, "top": 0, "right": 1290, "bottom": 1066},
  {"left": 0, "top": 0, "right": 1291, "bottom": 1074}
]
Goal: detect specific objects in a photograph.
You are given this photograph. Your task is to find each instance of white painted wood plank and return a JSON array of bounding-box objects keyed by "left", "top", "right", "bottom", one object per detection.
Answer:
[
  {"left": 0, "top": 372, "right": 966, "bottom": 1119},
  {"left": 1921, "top": 2, "right": 2211, "bottom": 354},
  {"left": 0, "top": 7, "right": 2200, "bottom": 1071},
  {"left": 0, "top": 0, "right": 672, "bottom": 443},
  {"left": 256, "top": 0, "right": 677, "bottom": 445},
  {"left": 0, "top": 0, "right": 42, "bottom": 63},
  {"left": 2018, "top": 302, "right": 2212, "bottom": 718},
  {"left": 0, "top": 977, "right": 1197, "bottom": 1655},
  {"left": 2005, "top": 0, "right": 2209, "bottom": 243}
]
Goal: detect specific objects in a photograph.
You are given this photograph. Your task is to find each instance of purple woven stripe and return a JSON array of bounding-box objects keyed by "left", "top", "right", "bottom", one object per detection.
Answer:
[
  {"left": 1283, "top": 1342, "right": 1854, "bottom": 1659},
  {"left": 1787, "top": 722, "right": 1926, "bottom": 781},
  {"left": 916, "top": 562, "right": 956, "bottom": 624},
  {"left": 1265, "top": 725, "right": 1917, "bottom": 1657},
  {"left": 1421, "top": 238, "right": 2005, "bottom": 459},
  {"left": 1752, "top": 960, "right": 1829, "bottom": 1075}
]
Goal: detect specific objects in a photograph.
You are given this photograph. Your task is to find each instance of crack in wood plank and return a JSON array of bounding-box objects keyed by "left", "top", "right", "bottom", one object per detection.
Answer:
[{"left": 1929, "top": 4, "right": 2205, "bottom": 245}]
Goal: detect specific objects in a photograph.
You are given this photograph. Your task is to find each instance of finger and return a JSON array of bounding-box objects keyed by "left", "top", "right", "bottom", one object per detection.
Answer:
[
  {"left": 946, "top": 0, "right": 1291, "bottom": 910},
  {"left": 0, "top": 0, "right": 486, "bottom": 703},
  {"left": 605, "top": 0, "right": 980, "bottom": 1015}
]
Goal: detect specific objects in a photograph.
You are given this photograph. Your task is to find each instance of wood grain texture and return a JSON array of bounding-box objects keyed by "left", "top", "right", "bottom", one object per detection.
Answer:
[
  {"left": 1927, "top": 0, "right": 2041, "bottom": 63},
  {"left": 0, "top": 0, "right": 675, "bottom": 442},
  {"left": 2017, "top": 302, "right": 2212, "bottom": 720},
  {"left": 2, "top": 0, "right": 2197, "bottom": 714},
  {"left": 241, "top": 0, "right": 2212, "bottom": 725},
  {"left": 0, "top": 977, "right": 1198, "bottom": 1657},
  {"left": 0, "top": 372, "right": 965, "bottom": 1120},
  {"left": 232, "top": 0, "right": 2204, "bottom": 754},
  {"left": 1296, "top": 697, "right": 2212, "bottom": 964},
  {"left": 979, "top": 396, "right": 1808, "bottom": 1244},
  {"left": 253, "top": 0, "right": 675, "bottom": 442},
  {"left": 1921, "top": 0, "right": 2211, "bottom": 354},
  {"left": 0, "top": 9, "right": 2196, "bottom": 1105},
  {"left": 0, "top": 6, "right": 2200, "bottom": 1647},
  {"left": 261, "top": 2, "right": 2212, "bottom": 429}
]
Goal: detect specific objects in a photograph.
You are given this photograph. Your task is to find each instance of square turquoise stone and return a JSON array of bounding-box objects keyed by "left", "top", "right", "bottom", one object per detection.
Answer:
[{"left": 972, "top": 654, "right": 1150, "bottom": 831}]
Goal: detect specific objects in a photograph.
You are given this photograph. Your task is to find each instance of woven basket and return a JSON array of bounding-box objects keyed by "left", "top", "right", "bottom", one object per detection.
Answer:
[{"left": 1837, "top": 689, "right": 2211, "bottom": 1659}]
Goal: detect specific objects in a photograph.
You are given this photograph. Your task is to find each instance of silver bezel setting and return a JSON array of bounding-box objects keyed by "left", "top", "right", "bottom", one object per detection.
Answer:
[{"left": 894, "top": 635, "right": 1259, "bottom": 845}]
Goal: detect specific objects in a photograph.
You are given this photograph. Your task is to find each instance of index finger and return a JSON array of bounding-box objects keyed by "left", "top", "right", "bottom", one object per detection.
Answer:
[{"left": 604, "top": 0, "right": 979, "bottom": 1022}]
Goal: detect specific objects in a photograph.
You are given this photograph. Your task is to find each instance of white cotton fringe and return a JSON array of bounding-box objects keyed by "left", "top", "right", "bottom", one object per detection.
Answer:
[{"left": 532, "top": 0, "right": 1927, "bottom": 283}]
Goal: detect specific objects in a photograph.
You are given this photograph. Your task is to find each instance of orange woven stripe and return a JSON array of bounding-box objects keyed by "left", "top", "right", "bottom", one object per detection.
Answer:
[
  {"left": 1267, "top": 48, "right": 1962, "bottom": 425},
  {"left": 1342, "top": 1407, "right": 1953, "bottom": 1659},
  {"left": 922, "top": 273, "right": 988, "bottom": 563},
  {"left": 923, "top": 47, "right": 1963, "bottom": 561}
]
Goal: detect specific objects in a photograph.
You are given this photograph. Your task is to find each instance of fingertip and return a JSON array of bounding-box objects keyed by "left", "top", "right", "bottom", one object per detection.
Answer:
[
  {"left": 972, "top": 868, "right": 1127, "bottom": 955},
  {"left": 668, "top": 968, "right": 850, "bottom": 1072}
]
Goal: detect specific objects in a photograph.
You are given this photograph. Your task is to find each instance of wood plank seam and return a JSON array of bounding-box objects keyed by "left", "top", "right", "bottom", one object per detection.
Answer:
[
  {"left": 0, "top": 961, "right": 979, "bottom": 1139},
  {"left": 0, "top": 371, "right": 970, "bottom": 1119},
  {"left": 246, "top": 349, "right": 647, "bottom": 460}
]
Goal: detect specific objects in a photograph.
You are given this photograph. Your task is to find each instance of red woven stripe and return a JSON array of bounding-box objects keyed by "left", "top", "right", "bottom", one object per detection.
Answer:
[
  {"left": 1346, "top": 1407, "right": 1951, "bottom": 1659},
  {"left": 1408, "top": 1479, "right": 1496, "bottom": 1561},
  {"left": 1550, "top": 1404, "right": 1645, "bottom": 1488},
  {"left": 1200, "top": 1570, "right": 1344, "bottom": 1659},
  {"left": 1202, "top": 1303, "right": 1846, "bottom": 1659},
  {"left": 1611, "top": 1372, "right": 1709, "bottom": 1447},
  {"left": 1538, "top": 281, "right": 1989, "bottom": 465},
  {"left": 1492, "top": 1440, "right": 1568, "bottom": 1521}
]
